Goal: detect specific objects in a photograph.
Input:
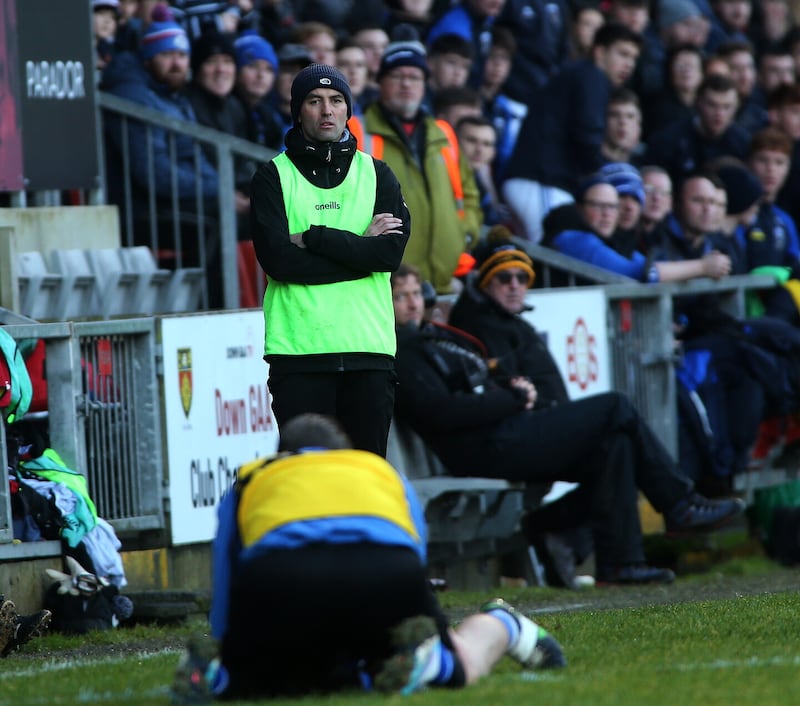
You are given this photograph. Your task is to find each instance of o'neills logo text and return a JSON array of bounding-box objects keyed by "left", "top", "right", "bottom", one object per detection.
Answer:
[{"left": 315, "top": 201, "right": 341, "bottom": 210}]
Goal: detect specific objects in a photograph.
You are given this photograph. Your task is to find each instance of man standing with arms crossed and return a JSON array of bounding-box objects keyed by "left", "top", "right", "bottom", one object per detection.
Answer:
[{"left": 250, "top": 64, "right": 410, "bottom": 457}]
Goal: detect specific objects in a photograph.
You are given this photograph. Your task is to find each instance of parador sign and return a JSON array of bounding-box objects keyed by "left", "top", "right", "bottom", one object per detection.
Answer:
[
  {"left": 25, "top": 60, "right": 87, "bottom": 100},
  {"left": 10, "top": 0, "right": 100, "bottom": 189}
]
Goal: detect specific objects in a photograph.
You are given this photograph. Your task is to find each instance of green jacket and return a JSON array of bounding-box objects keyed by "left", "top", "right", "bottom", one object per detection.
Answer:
[{"left": 363, "top": 104, "right": 481, "bottom": 293}]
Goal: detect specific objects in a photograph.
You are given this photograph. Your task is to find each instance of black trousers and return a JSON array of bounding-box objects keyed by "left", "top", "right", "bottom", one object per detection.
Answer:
[
  {"left": 268, "top": 369, "right": 396, "bottom": 456},
  {"left": 219, "top": 544, "right": 450, "bottom": 699},
  {"left": 475, "top": 392, "right": 692, "bottom": 567}
]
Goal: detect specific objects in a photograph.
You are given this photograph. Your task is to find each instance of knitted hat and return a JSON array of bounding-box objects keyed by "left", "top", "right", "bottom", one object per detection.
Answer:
[
  {"left": 659, "top": 0, "right": 701, "bottom": 29},
  {"left": 715, "top": 163, "right": 763, "bottom": 215},
  {"left": 575, "top": 173, "right": 613, "bottom": 201},
  {"left": 474, "top": 225, "right": 536, "bottom": 290},
  {"left": 92, "top": 0, "right": 119, "bottom": 11},
  {"left": 140, "top": 20, "right": 190, "bottom": 61},
  {"left": 277, "top": 43, "right": 313, "bottom": 68},
  {"left": 377, "top": 40, "right": 430, "bottom": 81},
  {"left": 190, "top": 32, "right": 236, "bottom": 74},
  {"left": 290, "top": 63, "right": 353, "bottom": 124},
  {"left": 234, "top": 31, "right": 279, "bottom": 70},
  {"left": 598, "top": 162, "right": 646, "bottom": 205}
]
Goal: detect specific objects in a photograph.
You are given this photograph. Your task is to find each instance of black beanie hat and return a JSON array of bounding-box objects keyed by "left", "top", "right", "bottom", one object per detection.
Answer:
[
  {"left": 715, "top": 164, "right": 763, "bottom": 215},
  {"left": 190, "top": 32, "right": 236, "bottom": 76},
  {"left": 290, "top": 63, "right": 353, "bottom": 125}
]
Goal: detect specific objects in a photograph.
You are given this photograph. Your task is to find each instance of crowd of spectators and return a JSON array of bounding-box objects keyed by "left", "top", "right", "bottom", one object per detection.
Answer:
[{"left": 91, "top": 0, "right": 800, "bottom": 525}]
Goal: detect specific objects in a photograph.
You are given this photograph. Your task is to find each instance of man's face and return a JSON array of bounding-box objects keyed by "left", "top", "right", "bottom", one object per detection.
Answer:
[
  {"left": 468, "top": 0, "right": 507, "bottom": 17},
  {"left": 642, "top": 171, "right": 673, "bottom": 222},
  {"left": 304, "top": 31, "right": 336, "bottom": 66},
  {"left": 93, "top": 9, "right": 117, "bottom": 41},
  {"left": 671, "top": 49, "right": 703, "bottom": 94},
  {"left": 759, "top": 55, "right": 795, "bottom": 94},
  {"left": 726, "top": 50, "right": 756, "bottom": 98},
  {"left": 605, "top": 101, "right": 642, "bottom": 151},
  {"left": 354, "top": 29, "right": 389, "bottom": 79},
  {"left": 715, "top": 0, "right": 752, "bottom": 31},
  {"left": 380, "top": 66, "right": 426, "bottom": 120},
  {"left": 392, "top": 275, "right": 425, "bottom": 326},
  {"left": 458, "top": 123, "right": 497, "bottom": 169},
  {"left": 237, "top": 59, "right": 276, "bottom": 103},
  {"left": 483, "top": 47, "right": 512, "bottom": 91},
  {"left": 618, "top": 193, "right": 642, "bottom": 230},
  {"left": 148, "top": 50, "right": 190, "bottom": 90},
  {"left": 428, "top": 52, "right": 472, "bottom": 90},
  {"left": 610, "top": 3, "right": 649, "bottom": 34},
  {"left": 680, "top": 177, "right": 719, "bottom": 236},
  {"left": 697, "top": 88, "right": 738, "bottom": 138},
  {"left": 580, "top": 183, "right": 620, "bottom": 238},
  {"left": 750, "top": 148, "right": 790, "bottom": 202},
  {"left": 197, "top": 53, "right": 236, "bottom": 98},
  {"left": 298, "top": 87, "right": 348, "bottom": 142},
  {"left": 594, "top": 40, "right": 640, "bottom": 87},
  {"left": 770, "top": 103, "right": 800, "bottom": 139},
  {"left": 484, "top": 266, "right": 531, "bottom": 314},
  {"left": 336, "top": 46, "right": 368, "bottom": 97}
]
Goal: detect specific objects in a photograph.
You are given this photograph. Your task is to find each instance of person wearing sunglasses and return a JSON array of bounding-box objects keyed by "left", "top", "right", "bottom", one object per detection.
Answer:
[{"left": 392, "top": 250, "right": 746, "bottom": 586}]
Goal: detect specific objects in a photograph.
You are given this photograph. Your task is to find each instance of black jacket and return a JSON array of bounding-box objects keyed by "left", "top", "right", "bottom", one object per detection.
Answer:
[
  {"left": 394, "top": 321, "right": 528, "bottom": 473},
  {"left": 448, "top": 283, "right": 569, "bottom": 409}
]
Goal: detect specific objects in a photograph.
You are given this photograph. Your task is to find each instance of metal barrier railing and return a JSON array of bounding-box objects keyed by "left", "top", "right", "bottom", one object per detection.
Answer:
[
  {"left": 98, "top": 92, "right": 278, "bottom": 311},
  {"left": 74, "top": 318, "right": 163, "bottom": 534}
]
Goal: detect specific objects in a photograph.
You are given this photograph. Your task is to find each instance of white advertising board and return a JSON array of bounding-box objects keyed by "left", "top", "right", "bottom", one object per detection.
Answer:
[
  {"left": 161, "top": 311, "right": 278, "bottom": 545},
  {"left": 522, "top": 287, "right": 610, "bottom": 400}
]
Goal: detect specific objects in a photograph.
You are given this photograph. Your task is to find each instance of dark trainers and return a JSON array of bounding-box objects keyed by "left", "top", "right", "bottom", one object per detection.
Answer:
[
  {"left": 481, "top": 598, "right": 566, "bottom": 669},
  {"left": 596, "top": 564, "right": 676, "bottom": 586},
  {"left": 375, "top": 615, "right": 442, "bottom": 694},
  {"left": 171, "top": 634, "right": 224, "bottom": 704},
  {"left": 665, "top": 492, "right": 746, "bottom": 536},
  {"left": 0, "top": 600, "right": 18, "bottom": 658},
  {"left": 5, "top": 609, "right": 51, "bottom": 656}
]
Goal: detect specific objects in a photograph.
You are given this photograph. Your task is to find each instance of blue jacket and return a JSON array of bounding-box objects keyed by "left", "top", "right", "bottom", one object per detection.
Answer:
[
  {"left": 552, "top": 228, "right": 650, "bottom": 280},
  {"left": 736, "top": 203, "right": 800, "bottom": 270},
  {"left": 100, "top": 51, "right": 218, "bottom": 201},
  {"left": 209, "top": 449, "right": 427, "bottom": 640}
]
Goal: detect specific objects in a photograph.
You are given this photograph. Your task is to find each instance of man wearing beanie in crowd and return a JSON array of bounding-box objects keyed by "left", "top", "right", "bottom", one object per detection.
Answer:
[
  {"left": 356, "top": 40, "right": 481, "bottom": 295},
  {"left": 391, "top": 240, "right": 747, "bottom": 586},
  {"left": 232, "top": 31, "right": 283, "bottom": 151},
  {"left": 101, "top": 13, "right": 221, "bottom": 299},
  {"left": 249, "top": 63, "right": 410, "bottom": 457}
]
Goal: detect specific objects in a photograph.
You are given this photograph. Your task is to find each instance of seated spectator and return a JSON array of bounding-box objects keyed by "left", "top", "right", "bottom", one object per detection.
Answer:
[
  {"left": 642, "top": 43, "right": 704, "bottom": 140},
  {"left": 599, "top": 162, "right": 646, "bottom": 238},
  {"left": 495, "top": 0, "right": 571, "bottom": 101},
  {"left": 502, "top": 22, "right": 642, "bottom": 243},
  {"left": 752, "top": 0, "right": 794, "bottom": 56},
  {"left": 569, "top": 3, "right": 605, "bottom": 60},
  {"left": 640, "top": 165, "right": 674, "bottom": 241},
  {"left": 715, "top": 40, "right": 768, "bottom": 135},
  {"left": 432, "top": 86, "right": 483, "bottom": 129},
  {"left": 351, "top": 23, "right": 390, "bottom": 96},
  {"left": 707, "top": 0, "right": 753, "bottom": 51},
  {"left": 645, "top": 73, "right": 751, "bottom": 185},
  {"left": 359, "top": 39, "right": 482, "bottom": 293},
  {"left": 335, "top": 38, "right": 371, "bottom": 115},
  {"left": 169, "top": 0, "right": 244, "bottom": 41},
  {"left": 744, "top": 127, "right": 800, "bottom": 323},
  {"left": 391, "top": 261, "right": 746, "bottom": 585},
  {"left": 426, "top": 33, "right": 474, "bottom": 100},
  {"left": 709, "top": 158, "right": 763, "bottom": 238},
  {"left": 0, "top": 595, "right": 51, "bottom": 658},
  {"left": 545, "top": 173, "right": 733, "bottom": 282},
  {"left": 456, "top": 116, "right": 510, "bottom": 227},
  {"left": 601, "top": 88, "right": 644, "bottom": 165},
  {"left": 769, "top": 84, "right": 800, "bottom": 229},
  {"left": 426, "top": 0, "right": 506, "bottom": 89},
  {"left": 271, "top": 43, "right": 314, "bottom": 137},
  {"left": 93, "top": 0, "right": 120, "bottom": 78},
  {"left": 173, "top": 413, "right": 565, "bottom": 701},
  {"left": 755, "top": 42, "right": 796, "bottom": 107},
  {"left": 232, "top": 31, "right": 283, "bottom": 151},
  {"left": 292, "top": 20, "right": 337, "bottom": 66},
  {"left": 385, "top": 0, "right": 437, "bottom": 39},
  {"left": 479, "top": 26, "right": 528, "bottom": 181}
]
